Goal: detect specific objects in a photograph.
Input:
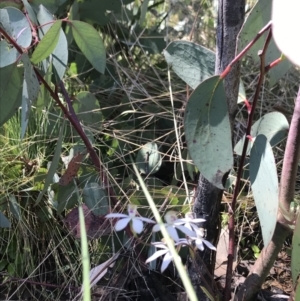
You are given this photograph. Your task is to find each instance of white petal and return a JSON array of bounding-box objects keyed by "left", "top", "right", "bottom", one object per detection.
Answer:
[
  {"left": 152, "top": 224, "right": 162, "bottom": 232},
  {"left": 151, "top": 242, "right": 168, "bottom": 249},
  {"left": 137, "top": 216, "right": 155, "bottom": 223},
  {"left": 177, "top": 238, "right": 189, "bottom": 245},
  {"left": 167, "top": 226, "right": 180, "bottom": 242},
  {"left": 161, "top": 252, "right": 173, "bottom": 272},
  {"left": 203, "top": 239, "right": 217, "bottom": 251},
  {"left": 114, "top": 217, "right": 131, "bottom": 231},
  {"left": 184, "top": 223, "right": 193, "bottom": 231},
  {"left": 105, "top": 213, "right": 129, "bottom": 218},
  {"left": 195, "top": 239, "right": 205, "bottom": 251},
  {"left": 132, "top": 218, "right": 144, "bottom": 234},
  {"left": 176, "top": 225, "right": 196, "bottom": 237},
  {"left": 191, "top": 218, "right": 206, "bottom": 223},
  {"left": 173, "top": 218, "right": 187, "bottom": 225},
  {"left": 146, "top": 249, "right": 168, "bottom": 263}
]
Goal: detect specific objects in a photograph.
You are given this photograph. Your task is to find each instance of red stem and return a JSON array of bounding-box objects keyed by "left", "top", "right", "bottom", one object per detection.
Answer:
[
  {"left": 224, "top": 29, "right": 273, "bottom": 300},
  {"left": 220, "top": 21, "right": 272, "bottom": 79}
]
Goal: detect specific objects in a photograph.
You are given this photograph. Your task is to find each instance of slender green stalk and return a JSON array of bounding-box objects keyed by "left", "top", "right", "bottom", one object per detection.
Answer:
[
  {"left": 132, "top": 162, "right": 198, "bottom": 301},
  {"left": 79, "top": 205, "right": 91, "bottom": 301}
]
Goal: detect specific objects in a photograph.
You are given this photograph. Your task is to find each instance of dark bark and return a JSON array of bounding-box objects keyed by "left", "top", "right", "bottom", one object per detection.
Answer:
[{"left": 188, "top": 1, "right": 245, "bottom": 300}]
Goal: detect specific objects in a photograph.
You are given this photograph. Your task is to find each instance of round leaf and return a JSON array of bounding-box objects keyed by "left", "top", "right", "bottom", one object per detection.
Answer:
[
  {"left": 0, "top": 63, "right": 23, "bottom": 126},
  {"left": 238, "top": 0, "right": 292, "bottom": 86},
  {"left": 0, "top": 7, "right": 31, "bottom": 48},
  {"left": 0, "top": 40, "right": 18, "bottom": 68},
  {"left": 0, "top": 211, "right": 10, "bottom": 228},
  {"left": 163, "top": 40, "right": 215, "bottom": 89},
  {"left": 73, "top": 91, "right": 102, "bottom": 129},
  {"left": 272, "top": 0, "right": 300, "bottom": 67},
  {"left": 184, "top": 76, "right": 233, "bottom": 189},
  {"left": 136, "top": 142, "right": 162, "bottom": 175},
  {"left": 83, "top": 183, "right": 109, "bottom": 216},
  {"left": 71, "top": 20, "right": 106, "bottom": 74},
  {"left": 234, "top": 112, "right": 289, "bottom": 156},
  {"left": 250, "top": 135, "right": 278, "bottom": 247}
]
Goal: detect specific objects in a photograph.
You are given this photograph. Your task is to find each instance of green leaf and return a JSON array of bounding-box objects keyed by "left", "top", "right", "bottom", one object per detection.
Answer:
[
  {"left": 30, "top": 0, "right": 62, "bottom": 14},
  {"left": 237, "top": 0, "right": 291, "bottom": 87},
  {"left": 0, "top": 7, "right": 31, "bottom": 48},
  {"left": 0, "top": 40, "right": 18, "bottom": 68},
  {"left": 292, "top": 213, "right": 300, "bottom": 285},
  {"left": 163, "top": 40, "right": 215, "bottom": 89},
  {"left": 139, "top": 0, "right": 150, "bottom": 25},
  {"left": 36, "top": 121, "right": 65, "bottom": 205},
  {"left": 0, "top": 63, "right": 23, "bottom": 126},
  {"left": 82, "top": 183, "right": 109, "bottom": 216},
  {"left": 8, "top": 194, "right": 22, "bottom": 221},
  {"left": 71, "top": 20, "right": 106, "bottom": 74},
  {"left": 73, "top": 91, "right": 103, "bottom": 129},
  {"left": 31, "top": 20, "right": 62, "bottom": 64},
  {"left": 272, "top": 0, "right": 300, "bottom": 67},
  {"left": 57, "top": 181, "right": 80, "bottom": 214},
  {"left": 235, "top": 112, "right": 289, "bottom": 156},
  {"left": 22, "top": 0, "right": 38, "bottom": 25},
  {"left": 184, "top": 76, "right": 233, "bottom": 189},
  {"left": 237, "top": 80, "right": 246, "bottom": 104},
  {"left": 136, "top": 142, "right": 162, "bottom": 175},
  {"left": 250, "top": 135, "right": 278, "bottom": 247},
  {"left": 0, "top": 211, "right": 11, "bottom": 228},
  {"left": 20, "top": 53, "right": 40, "bottom": 138},
  {"left": 37, "top": 5, "right": 68, "bottom": 81}
]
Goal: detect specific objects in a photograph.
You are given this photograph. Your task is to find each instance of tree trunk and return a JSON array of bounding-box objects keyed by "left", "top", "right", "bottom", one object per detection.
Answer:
[{"left": 188, "top": 1, "right": 245, "bottom": 299}]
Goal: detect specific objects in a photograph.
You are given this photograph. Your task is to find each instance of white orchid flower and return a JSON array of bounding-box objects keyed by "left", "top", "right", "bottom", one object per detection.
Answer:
[
  {"left": 180, "top": 229, "right": 216, "bottom": 252},
  {"left": 145, "top": 242, "right": 181, "bottom": 273},
  {"left": 105, "top": 204, "right": 155, "bottom": 234},
  {"left": 152, "top": 211, "right": 195, "bottom": 242},
  {"left": 173, "top": 212, "right": 206, "bottom": 233}
]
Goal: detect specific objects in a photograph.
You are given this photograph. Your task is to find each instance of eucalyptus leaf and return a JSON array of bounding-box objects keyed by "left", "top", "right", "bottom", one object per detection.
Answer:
[
  {"left": 0, "top": 7, "right": 31, "bottom": 48},
  {"left": 8, "top": 194, "right": 22, "bottom": 221},
  {"left": 0, "top": 211, "right": 11, "bottom": 228},
  {"left": 184, "top": 76, "right": 232, "bottom": 189},
  {"left": 0, "top": 40, "right": 18, "bottom": 68},
  {"left": 22, "top": 0, "right": 38, "bottom": 25},
  {"left": 163, "top": 40, "right": 215, "bottom": 89},
  {"left": 0, "top": 63, "right": 23, "bottom": 126},
  {"left": 73, "top": 91, "right": 102, "bottom": 129},
  {"left": 36, "top": 121, "right": 65, "bottom": 205},
  {"left": 250, "top": 135, "right": 278, "bottom": 247},
  {"left": 272, "top": 0, "right": 300, "bottom": 67},
  {"left": 237, "top": 0, "right": 291, "bottom": 86},
  {"left": 235, "top": 112, "right": 289, "bottom": 156},
  {"left": 20, "top": 53, "right": 40, "bottom": 138},
  {"left": 136, "top": 142, "right": 162, "bottom": 175},
  {"left": 57, "top": 181, "right": 80, "bottom": 214},
  {"left": 82, "top": 183, "right": 109, "bottom": 216}
]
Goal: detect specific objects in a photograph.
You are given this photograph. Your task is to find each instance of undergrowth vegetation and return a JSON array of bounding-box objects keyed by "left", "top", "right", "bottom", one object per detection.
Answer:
[{"left": 0, "top": 0, "right": 300, "bottom": 300}]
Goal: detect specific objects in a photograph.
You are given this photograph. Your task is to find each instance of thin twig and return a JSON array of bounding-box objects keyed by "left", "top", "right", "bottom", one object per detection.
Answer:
[{"left": 224, "top": 28, "right": 273, "bottom": 301}]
